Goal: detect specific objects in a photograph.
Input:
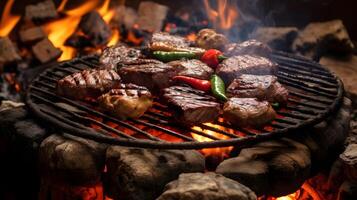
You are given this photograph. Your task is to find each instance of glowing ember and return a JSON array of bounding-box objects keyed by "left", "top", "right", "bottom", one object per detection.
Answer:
[
  {"left": 191, "top": 123, "right": 233, "bottom": 158},
  {"left": 203, "top": 0, "right": 239, "bottom": 30},
  {"left": 0, "top": 0, "right": 21, "bottom": 37}
]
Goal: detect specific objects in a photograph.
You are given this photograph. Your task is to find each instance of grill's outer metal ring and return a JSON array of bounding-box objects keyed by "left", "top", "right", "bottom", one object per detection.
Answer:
[{"left": 26, "top": 52, "right": 344, "bottom": 149}]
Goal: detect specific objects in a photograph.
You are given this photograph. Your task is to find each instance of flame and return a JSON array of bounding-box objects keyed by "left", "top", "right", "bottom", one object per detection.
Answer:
[
  {"left": 203, "top": 0, "right": 239, "bottom": 30},
  {"left": 0, "top": 0, "right": 21, "bottom": 37},
  {"left": 57, "top": 0, "right": 69, "bottom": 12},
  {"left": 191, "top": 123, "right": 233, "bottom": 158},
  {"left": 107, "top": 29, "right": 120, "bottom": 46}
]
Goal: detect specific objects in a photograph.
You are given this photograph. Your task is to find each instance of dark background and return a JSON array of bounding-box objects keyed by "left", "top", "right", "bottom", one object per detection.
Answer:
[{"left": 1, "top": 0, "right": 356, "bottom": 39}]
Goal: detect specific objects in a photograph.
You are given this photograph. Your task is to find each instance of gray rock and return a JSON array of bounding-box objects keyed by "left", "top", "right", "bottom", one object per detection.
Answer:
[
  {"left": 293, "top": 20, "right": 354, "bottom": 60},
  {"left": 39, "top": 134, "right": 107, "bottom": 186},
  {"left": 157, "top": 172, "right": 256, "bottom": 200},
  {"left": 340, "top": 144, "right": 357, "bottom": 181},
  {"left": 216, "top": 138, "right": 311, "bottom": 196},
  {"left": 251, "top": 27, "right": 298, "bottom": 51},
  {"left": 105, "top": 146, "right": 205, "bottom": 200}
]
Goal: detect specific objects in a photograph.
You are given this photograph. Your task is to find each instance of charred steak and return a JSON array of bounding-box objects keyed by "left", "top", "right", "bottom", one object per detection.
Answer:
[
  {"left": 149, "top": 32, "right": 205, "bottom": 55},
  {"left": 216, "top": 55, "right": 278, "bottom": 85},
  {"left": 99, "top": 44, "right": 142, "bottom": 70},
  {"left": 224, "top": 39, "right": 272, "bottom": 57},
  {"left": 98, "top": 84, "right": 153, "bottom": 119},
  {"left": 227, "top": 75, "right": 289, "bottom": 104},
  {"left": 163, "top": 86, "right": 220, "bottom": 125},
  {"left": 118, "top": 61, "right": 179, "bottom": 92},
  {"left": 168, "top": 59, "right": 214, "bottom": 80},
  {"left": 57, "top": 69, "right": 121, "bottom": 100},
  {"left": 223, "top": 98, "right": 276, "bottom": 127}
]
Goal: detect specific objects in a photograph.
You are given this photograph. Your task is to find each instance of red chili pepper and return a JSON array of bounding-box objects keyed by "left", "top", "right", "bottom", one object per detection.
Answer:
[
  {"left": 200, "top": 49, "right": 227, "bottom": 68},
  {"left": 173, "top": 76, "right": 211, "bottom": 92}
]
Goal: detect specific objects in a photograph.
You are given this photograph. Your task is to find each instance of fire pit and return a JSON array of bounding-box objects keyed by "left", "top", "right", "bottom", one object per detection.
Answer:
[{"left": 1, "top": 0, "right": 356, "bottom": 200}]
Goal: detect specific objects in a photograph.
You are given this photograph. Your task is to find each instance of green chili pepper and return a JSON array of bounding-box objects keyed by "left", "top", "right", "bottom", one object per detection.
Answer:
[
  {"left": 210, "top": 74, "right": 228, "bottom": 102},
  {"left": 152, "top": 51, "right": 197, "bottom": 62},
  {"left": 271, "top": 102, "right": 280, "bottom": 109}
]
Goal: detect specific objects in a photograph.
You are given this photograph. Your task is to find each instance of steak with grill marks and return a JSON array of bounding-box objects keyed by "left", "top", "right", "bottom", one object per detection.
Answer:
[
  {"left": 99, "top": 44, "right": 142, "bottom": 70},
  {"left": 149, "top": 32, "right": 205, "bottom": 55},
  {"left": 163, "top": 86, "right": 220, "bottom": 125},
  {"left": 224, "top": 40, "right": 272, "bottom": 57},
  {"left": 216, "top": 55, "right": 278, "bottom": 85},
  {"left": 118, "top": 61, "right": 180, "bottom": 92},
  {"left": 98, "top": 84, "right": 153, "bottom": 119},
  {"left": 223, "top": 98, "right": 276, "bottom": 127},
  {"left": 227, "top": 75, "right": 289, "bottom": 104},
  {"left": 57, "top": 69, "right": 121, "bottom": 100},
  {"left": 167, "top": 59, "right": 214, "bottom": 80}
]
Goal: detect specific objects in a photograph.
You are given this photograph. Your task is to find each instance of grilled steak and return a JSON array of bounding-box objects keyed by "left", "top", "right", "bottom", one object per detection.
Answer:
[
  {"left": 223, "top": 98, "right": 276, "bottom": 127},
  {"left": 118, "top": 61, "right": 179, "bottom": 92},
  {"left": 149, "top": 32, "right": 205, "bottom": 55},
  {"left": 100, "top": 44, "right": 142, "bottom": 70},
  {"left": 227, "top": 75, "right": 289, "bottom": 104},
  {"left": 216, "top": 55, "right": 278, "bottom": 85},
  {"left": 57, "top": 69, "right": 121, "bottom": 100},
  {"left": 225, "top": 40, "right": 272, "bottom": 57},
  {"left": 168, "top": 59, "right": 214, "bottom": 80},
  {"left": 98, "top": 84, "right": 153, "bottom": 119},
  {"left": 163, "top": 86, "right": 220, "bottom": 125}
]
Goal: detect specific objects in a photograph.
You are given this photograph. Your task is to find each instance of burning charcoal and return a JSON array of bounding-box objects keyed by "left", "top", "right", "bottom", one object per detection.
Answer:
[
  {"left": 39, "top": 134, "right": 107, "bottom": 186},
  {"left": 0, "top": 37, "right": 21, "bottom": 68},
  {"left": 77, "top": 11, "right": 112, "bottom": 47},
  {"left": 251, "top": 27, "right": 298, "bottom": 52},
  {"left": 216, "top": 138, "right": 311, "bottom": 196},
  {"left": 31, "top": 38, "right": 62, "bottom": 63},
  {"left": 24, "top": 0, "right": 58, "bottom": 22},
  {"left": 105, "top": 146, "right": 205, "bottom": 200},
  {"left": 136, "top": 1, "right": 169, "bottom": 32},
  {"left": 157, "top": 172, "right": 256, "bottom": 200},
  {"left": 19, "top": 26, "right": 46, "bottom": 43},
  {"left": 111, "top": 6, "right": 138, "bottom": 29},
  {"left": 293, "top": 20, "right": 355, "bottom": 60}
]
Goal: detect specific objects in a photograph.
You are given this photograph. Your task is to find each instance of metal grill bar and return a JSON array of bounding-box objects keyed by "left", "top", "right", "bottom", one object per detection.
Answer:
[{"left": 26, "top": 52, "right": 344, "bottom": 149}]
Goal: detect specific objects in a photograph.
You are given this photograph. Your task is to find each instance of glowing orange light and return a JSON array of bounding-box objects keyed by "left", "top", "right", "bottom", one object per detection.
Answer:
[
  {"left": 191, "top": 123, "right": 233, "bottom": 158},
  {"left": 107, "top": 29, "right": 120, "bottom": 46},
  {"left": 57, "top": 0, "right": 69, "bottom": 12},
  {"left": 0, "top": 0, "right": 21, "bottom": 37},
  {"left": 203, "top": 0, "right": 239, "bottom": 30}
]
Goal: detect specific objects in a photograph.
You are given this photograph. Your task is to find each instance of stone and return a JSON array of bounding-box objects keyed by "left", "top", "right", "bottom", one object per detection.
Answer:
[
  {"left": 0, "top": 100, "right": 24, "bottom": 112},
  {"left": 216, "top": 138, "right": 311, "bottom": 196},
  {"left": 157, "top": 172, "right": 256, "bottom": 200},
  {"left": 0, "top": 37, "right": 21, "bottom": 68},
  {"left": 320, "top": 55, "right": 357, "bottom": 102},
  {"left": 251, "top": 27, "right": 298, "bottom": 51},
  {"left": 105, "top": 146, "right": 205, "bottom": 200},
  {"left": 136, "top": 1, "right": 169, "bottom": 32},
  {"left": 293, "top": 20, "right": 354, "bottom": 60},
  {"left": 39, "top": 134, "right": 107, "bottom": 186},
  {"left": 111, "top": 6, "right": 138, "bottom": 29},
  {"left": 340, "top": 144, "right": 357, "bottom": 181},
  {"left": 338, "top": 181, "right": 357, "bottom": 200},
  {"left": 31, "top": 38, "right": 62, "bottom": 63},
  {"left": 25, "top": 0, "right": 58, "bottom": 21}
]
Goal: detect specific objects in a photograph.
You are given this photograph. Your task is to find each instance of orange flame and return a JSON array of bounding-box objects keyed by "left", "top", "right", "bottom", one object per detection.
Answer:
[
  {"left": 191, "top": 123, "right": 233, "bottom": 158},
  {"left": 0, "top": 0, "right": 21, "bottom": 37},
  {"left": 203, "top": 0, "right": 239, "bottom": 30},
  {"left": 107, "top": 29, "right": 120, "bottom": 46}
]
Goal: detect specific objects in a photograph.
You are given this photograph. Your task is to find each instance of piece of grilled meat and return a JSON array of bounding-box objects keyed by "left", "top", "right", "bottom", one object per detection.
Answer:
[
  {"left": 163, "top": 86, "right": 220, "bottom": 125},
  {"left": 167, "top": 59, "right": 214, "bottom": 80},
  {"left": 223, "top": 98, "right": 276, "bottom": 127},
  {"left": 98, "top": 84, "right": 153, "bottom": 119},
  {"left": 57, "top": 69, "right": 121, "bottom": 100},
  {"left": 149, "top": 32, "right": 205, "bottom": 55},
  {"left": 100, "top": 44, "right": 142, "bottom": 70},
  {"left": 224, "top": 40, "right": 272, "bottom": 57},
  {"left": 216, "top": 55, "right": 278, "bottom": 85},
  {"left": 226, "top": 75, "right": 289, "bottom": 104},
  {"left": 118, "top": 60, "right": 179, "bottom": 92}
]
